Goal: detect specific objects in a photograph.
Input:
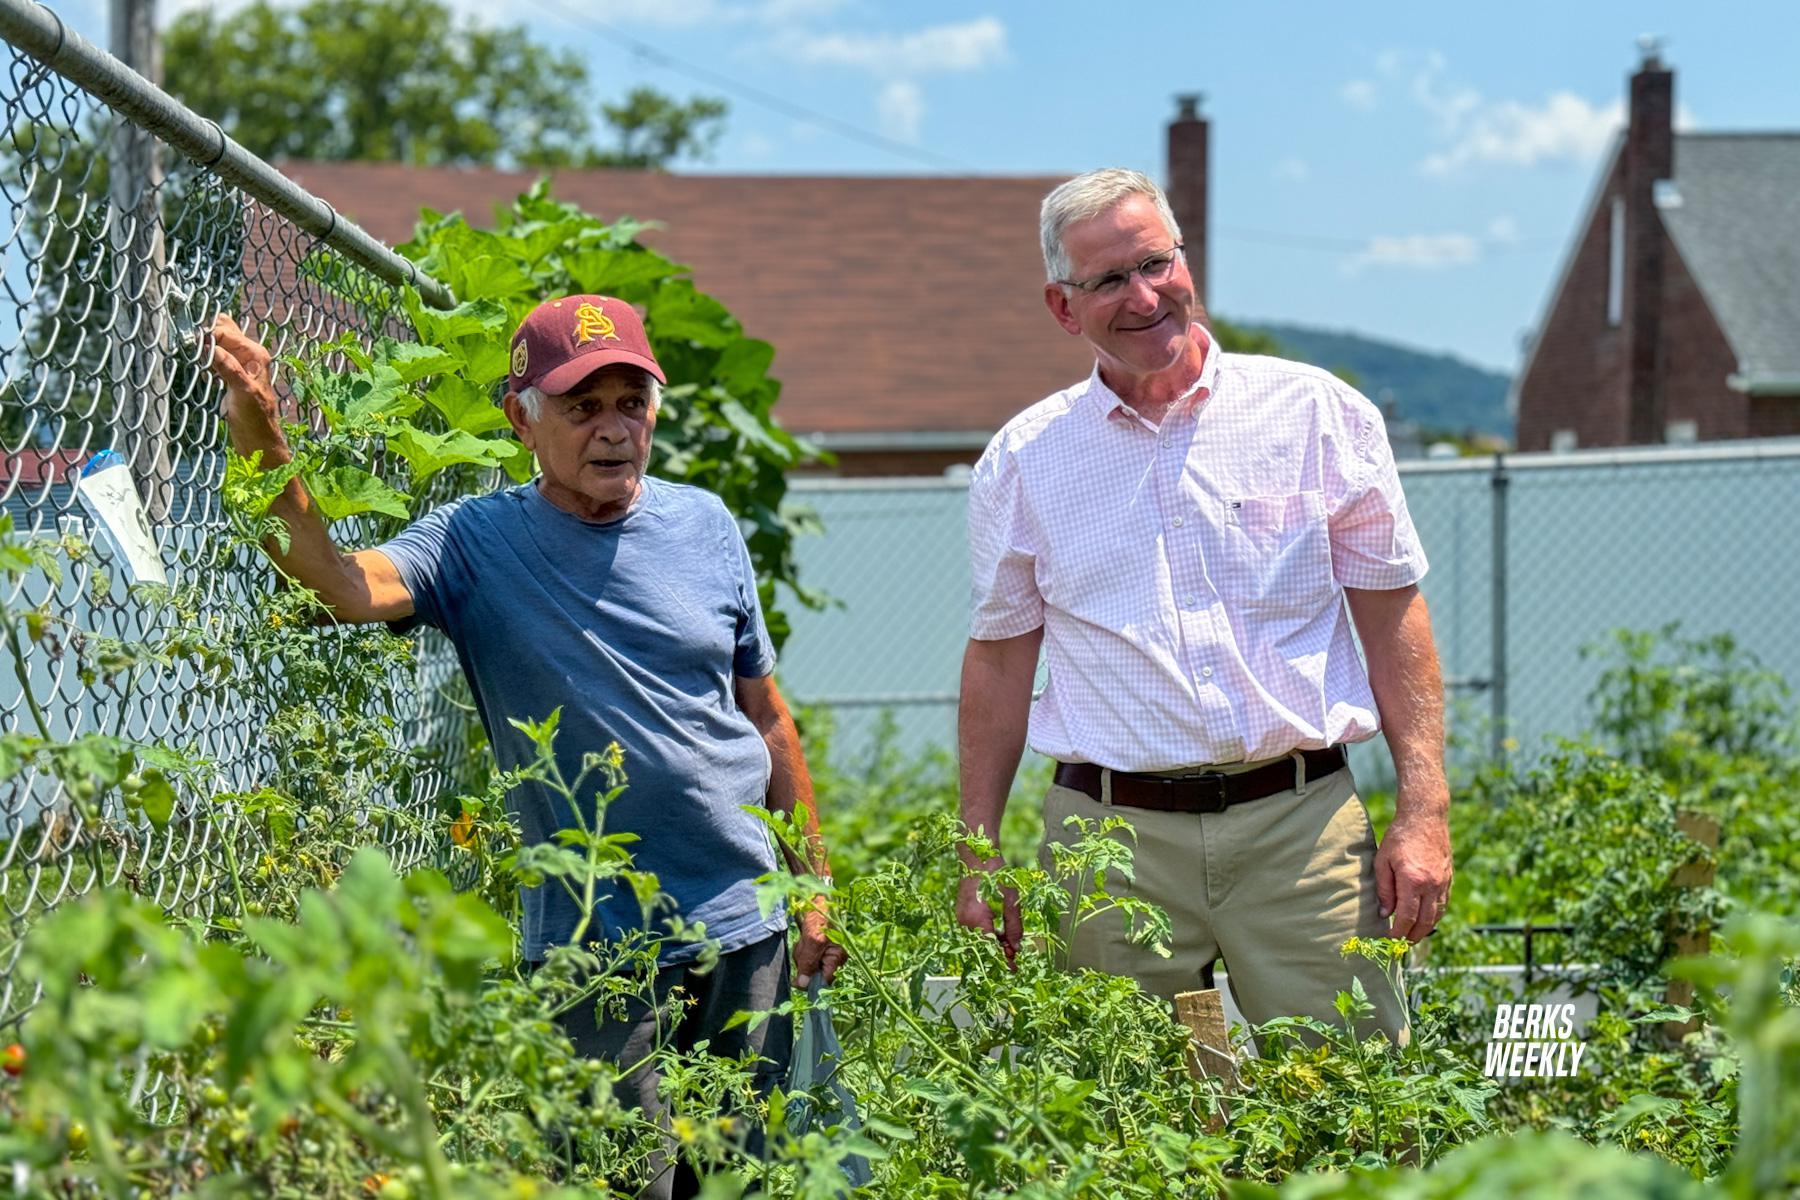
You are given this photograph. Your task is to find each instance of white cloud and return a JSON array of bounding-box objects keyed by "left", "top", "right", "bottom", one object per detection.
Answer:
[
  {"left": 1486, "top": 215, "right": 1520, "bottom": 244},
  {"left": 1366, "top": 47, "right": 1700, "bottom": 177},
  {"left": 778, "top": 16, "right": 1008, "bottom": 76},
  {"left": 1273, "top": 155, "right": 1310, "bottom": 183},
  {"left": 1340, "top": 80, "right": 1378, "bottom": 111},
  {"left": 1346, "top": 233, "right": 1482, "bottom": 273},
  {"left": 1423, "top": 92, "right": 1623, "bottom": 176},
  {"left": 876, "top": 80, "right": 925, "bottom": 143},
  {"left": 1402, "top": 50, "right": 1481, "bottom": 133}
]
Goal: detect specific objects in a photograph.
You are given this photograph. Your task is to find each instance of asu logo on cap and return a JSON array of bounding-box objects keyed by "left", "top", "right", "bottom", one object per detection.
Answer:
[
  {"left": 575, "top": 302, "right": 620, "bottom": 345},
  {"left": 511, "top": 339, "right": 529, "bottom": 378}
]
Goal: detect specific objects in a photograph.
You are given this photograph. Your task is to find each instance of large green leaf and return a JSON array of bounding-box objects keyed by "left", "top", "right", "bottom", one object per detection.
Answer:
[
  {"left": 495, "top": 439, "right": 537, "bottom": 483},
  {"left": 512, "top": 217, "right": 601, "bottom": 267},
  {"left": 453, "top": 253, "right": 537, "bottom": 303},
  {"left": 381, "top": 340, "right": 457, "bottom": 385},
  {"left": 647, "top": 281, "right": 736, "bottom": 348},
  {"left": 717, "top": 397, "right": 784, "bottom": 455},
  {"left": 134, "top": 768, "right": 177, "bottom": 828},
  {"left": 425, "top": 375, "right": 512, "bottom": 435},
  {"left": 457, "top": 337, "right": 513, "bottom": 387},
  {"left": 308, "top": 466, "right": 412, "bottom": 522},
  {"left": 339, "top": 366, "right": 422, "bottom": 426},
  {"left": 564, "top": 247, "right": 685, "bottom": 297},
  {"left": 715, "top": 337, "right": 775, "bottom": 397},
  {"left": 406, "top": 295, "right": 508, "bottom": 347},
  {"left": 388, "top": 426, "right": 512, "bottom": 483}
]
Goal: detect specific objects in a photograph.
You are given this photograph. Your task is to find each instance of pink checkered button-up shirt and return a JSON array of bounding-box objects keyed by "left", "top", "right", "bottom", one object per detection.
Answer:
[{"left": 967, "top": 329, "right": 1429, "bottom": 771}]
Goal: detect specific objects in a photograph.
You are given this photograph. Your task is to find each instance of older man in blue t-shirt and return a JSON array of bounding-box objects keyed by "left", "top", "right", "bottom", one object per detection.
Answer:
[{"left": 208, "top": 295, "right": 841, "bottom": 1200}]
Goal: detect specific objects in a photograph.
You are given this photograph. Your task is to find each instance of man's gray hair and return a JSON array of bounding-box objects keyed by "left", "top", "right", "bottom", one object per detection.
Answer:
[
  {"left": 514, "top": 372, "right": 662, "bottom": 420},
  {"left": 1040, "top": 168, "right": 1183, "bottom": 285}
]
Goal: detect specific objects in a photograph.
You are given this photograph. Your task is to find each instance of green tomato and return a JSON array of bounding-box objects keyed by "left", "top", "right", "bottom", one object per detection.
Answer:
[{"left": 377, "top": 1179, "right": 412, "bottom": 1200}]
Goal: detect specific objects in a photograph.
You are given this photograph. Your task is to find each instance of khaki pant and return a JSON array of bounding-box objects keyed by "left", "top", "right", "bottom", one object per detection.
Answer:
[{"left": 1038, "top": 759, "right": 1408, "bottom": 1044}]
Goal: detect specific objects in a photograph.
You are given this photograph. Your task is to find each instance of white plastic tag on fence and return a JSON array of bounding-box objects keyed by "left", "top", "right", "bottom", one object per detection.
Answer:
[{"left": 74, "top": 451, "right": 167, "bottom": 586}]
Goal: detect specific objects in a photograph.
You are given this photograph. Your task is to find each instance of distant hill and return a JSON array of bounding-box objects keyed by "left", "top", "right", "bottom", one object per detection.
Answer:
[{"left": 1235, "top": 320, "right": 1514, "bottom": 439}]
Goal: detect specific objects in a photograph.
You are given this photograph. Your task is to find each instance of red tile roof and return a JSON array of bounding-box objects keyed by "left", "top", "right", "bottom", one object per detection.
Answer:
[{"left": 281, "top": 163, "right": 1097, "bottom": 440}]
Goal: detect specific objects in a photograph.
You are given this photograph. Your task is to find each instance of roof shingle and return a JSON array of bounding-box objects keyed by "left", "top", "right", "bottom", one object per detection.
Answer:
[
  {"left": 281, "top": 162, "right": 1098, "bottom": 437},
  {"left": 1663, "top": 134, "right": 1800, "bottom": 387}
]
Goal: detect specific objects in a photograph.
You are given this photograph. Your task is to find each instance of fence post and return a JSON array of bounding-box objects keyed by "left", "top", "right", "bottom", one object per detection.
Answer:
[
  {"left": 108, "top": 0, "right": 171, "bottom": 520},
  {"left": 1489, "top": 451, "right": 1509, "bottom": 764}
]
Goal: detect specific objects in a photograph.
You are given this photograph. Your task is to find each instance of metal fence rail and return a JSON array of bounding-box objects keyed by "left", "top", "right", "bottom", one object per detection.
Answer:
[{"left": 0, "top": 2, "right": 465, "bottom": 1034}]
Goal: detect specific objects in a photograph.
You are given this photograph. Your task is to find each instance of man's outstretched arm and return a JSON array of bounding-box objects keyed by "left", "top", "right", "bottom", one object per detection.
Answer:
[{"left": 207, "top": 315, "right": 414, "bottom": 625}]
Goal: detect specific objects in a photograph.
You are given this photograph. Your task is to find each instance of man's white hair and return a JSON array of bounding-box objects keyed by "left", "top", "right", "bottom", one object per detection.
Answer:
[
  {"left": 514, "top": 371, "right": 662, "bottom": 420},
  {"left": 1039, "top": 168, "right": 1183, "bottom": 286}
]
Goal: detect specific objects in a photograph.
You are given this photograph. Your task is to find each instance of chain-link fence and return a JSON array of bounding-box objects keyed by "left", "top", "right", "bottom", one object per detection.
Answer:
[
  {"left": 781, "top": 443, "right": 1800, "bottom": 786},
  {"left": 0, "top": 3, "right": 466, "bottom": 1033}
]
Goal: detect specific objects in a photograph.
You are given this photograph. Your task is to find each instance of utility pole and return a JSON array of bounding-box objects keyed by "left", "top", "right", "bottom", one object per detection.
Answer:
[{"left": 109, "top": 0, "right": 171, "bottom": 520}]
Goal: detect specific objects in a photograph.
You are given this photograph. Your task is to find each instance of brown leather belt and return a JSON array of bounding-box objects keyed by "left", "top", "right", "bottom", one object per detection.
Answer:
[{"left": 1053, "top": 747, "right": 1347, "bottom": 814}]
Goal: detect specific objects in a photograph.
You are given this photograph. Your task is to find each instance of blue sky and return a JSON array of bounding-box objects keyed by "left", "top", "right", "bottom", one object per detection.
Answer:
[{"left": 58, "top": 0, "right": 1800, "bottom": 373}]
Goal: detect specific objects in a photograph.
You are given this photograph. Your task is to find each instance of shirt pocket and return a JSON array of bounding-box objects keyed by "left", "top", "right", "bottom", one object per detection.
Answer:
[{"left": 1216, "top": 491, "right": 1335, "bottom": 612}]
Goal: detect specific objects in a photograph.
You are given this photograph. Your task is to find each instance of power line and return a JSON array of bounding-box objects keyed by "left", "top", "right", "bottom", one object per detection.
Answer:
[{"left": 528, "top": 1, "right": 977, "bottom": 173}]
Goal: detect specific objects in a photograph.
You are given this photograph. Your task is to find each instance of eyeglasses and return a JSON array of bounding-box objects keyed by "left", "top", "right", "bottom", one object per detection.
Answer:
[{"left": 1060, "top": 244, "right": 1185, "bottom": 296}]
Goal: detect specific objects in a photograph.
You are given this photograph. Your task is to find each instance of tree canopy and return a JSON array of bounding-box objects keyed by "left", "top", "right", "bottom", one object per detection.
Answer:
[{"left": 162, "top": 0, "right": 727, "bottom": 170}]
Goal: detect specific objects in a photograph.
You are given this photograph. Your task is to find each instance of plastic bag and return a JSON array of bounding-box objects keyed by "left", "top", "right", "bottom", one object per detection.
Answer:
[{"left": 785, "top": 978, "right": 873, "bottom": 1190}]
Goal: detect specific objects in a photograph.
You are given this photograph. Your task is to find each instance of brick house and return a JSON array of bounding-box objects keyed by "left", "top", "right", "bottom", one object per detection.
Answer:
[
  {"left": 1514, "top": 50, "right": 1800, "bottom": 451},
  {"left": 286, "top": 100, "right": 1214, "bottom": 476}
]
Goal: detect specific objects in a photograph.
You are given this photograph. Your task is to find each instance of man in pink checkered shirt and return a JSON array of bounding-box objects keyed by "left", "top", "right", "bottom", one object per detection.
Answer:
[{"left": 955, "top": 169, "right": 1452, "bottom": 1041}]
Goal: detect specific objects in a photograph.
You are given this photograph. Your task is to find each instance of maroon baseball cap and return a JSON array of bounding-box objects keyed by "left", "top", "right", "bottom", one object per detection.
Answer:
[{"left": 507, "top": 294, "right": 666, "bottom": 396}]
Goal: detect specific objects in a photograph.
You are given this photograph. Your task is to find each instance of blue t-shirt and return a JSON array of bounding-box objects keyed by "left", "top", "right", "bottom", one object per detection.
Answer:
[{"left": 378, "top": 477, "right": 785, "bottom": 963}]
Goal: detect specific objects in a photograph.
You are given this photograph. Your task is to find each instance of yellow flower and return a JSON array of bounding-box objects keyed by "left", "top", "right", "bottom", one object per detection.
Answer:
[
  {"left": 450, "top": 810, "right": 476, "bottom": 847},
  {"left": 672, "top": 1116, "right": 698, "bottom": 1144}
]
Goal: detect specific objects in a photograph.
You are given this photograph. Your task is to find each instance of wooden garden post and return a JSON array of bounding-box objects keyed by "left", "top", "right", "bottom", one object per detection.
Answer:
[
  {"left": 1663, "top": 810, "right": 1719, "bottom": 1041},
  {"left": 1174, "top": 988, "right": 1236, "bottom": 1129}
]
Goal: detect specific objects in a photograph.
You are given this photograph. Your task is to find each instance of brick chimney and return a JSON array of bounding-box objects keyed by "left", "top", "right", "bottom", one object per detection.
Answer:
[
  {"left": 1624, "top": 38, "right": 1674, "bottom": 443},
  {"left": 1166, "top": 93, "right": 1209, "bottom": 309}
]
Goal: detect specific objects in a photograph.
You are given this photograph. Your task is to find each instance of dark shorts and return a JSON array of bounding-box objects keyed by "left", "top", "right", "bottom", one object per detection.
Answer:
[{"left": 553, "top": 930, "right": 793, "bottom": 1200}]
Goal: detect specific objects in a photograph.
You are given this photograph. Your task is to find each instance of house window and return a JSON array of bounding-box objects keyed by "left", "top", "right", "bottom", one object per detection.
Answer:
[
  {"left": 1550, "top": 429, "right": 1578, "bottom": 453},
  {"left": 1665, "top": 419, "right": 1698, "bottom": 444},
  {"left": 1606, "top": 197, "right": 1625, "bottom": 327}
]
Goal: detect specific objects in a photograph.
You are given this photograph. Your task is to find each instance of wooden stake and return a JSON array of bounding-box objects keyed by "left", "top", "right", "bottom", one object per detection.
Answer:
[
  {"left": 1173, "top": 988, "right": 1236, "bottom": 1129},
  {"left": 1663, "top": 811, "right": 1719, "bottom": 1041}
]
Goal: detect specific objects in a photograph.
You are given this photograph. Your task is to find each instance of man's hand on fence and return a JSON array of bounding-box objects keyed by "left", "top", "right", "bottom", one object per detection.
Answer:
[
  {"left": 207, "top": 315, "right": 289, "bottom": 461},
  {"left": 955, "top": 859, "right": 1023, "bottom": 967}
]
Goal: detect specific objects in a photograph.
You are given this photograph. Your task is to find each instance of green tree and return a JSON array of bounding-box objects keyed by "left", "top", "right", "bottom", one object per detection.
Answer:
[
  {"left": 162, "top": 0, "right": 725, "bottom": 170},
  {"left": 1209, "top": 315, "right": 1283, "bottom": 356},
  {"left": 591, "top": 87, "right": 729, "bottom": 169}
]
